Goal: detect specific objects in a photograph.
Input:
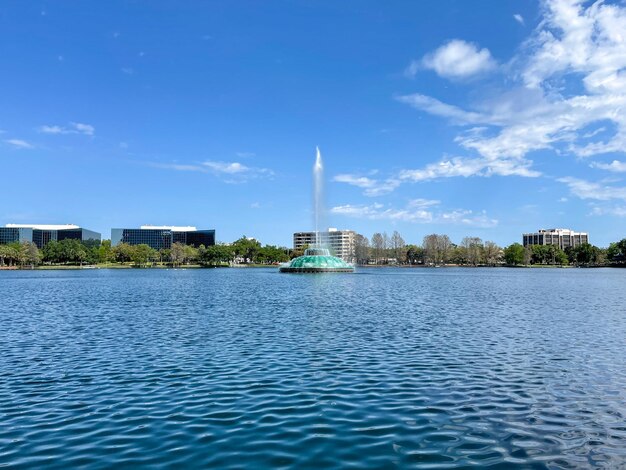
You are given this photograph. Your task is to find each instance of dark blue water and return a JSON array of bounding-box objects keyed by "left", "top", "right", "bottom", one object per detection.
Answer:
[{"left": 1, "top": 268, "right": 625, "bottom": 468}]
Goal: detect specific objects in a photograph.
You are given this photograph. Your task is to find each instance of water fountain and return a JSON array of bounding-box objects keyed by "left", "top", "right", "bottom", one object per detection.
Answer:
[{"left": 280, "top": 148, "right": 355, "bottom": 273}]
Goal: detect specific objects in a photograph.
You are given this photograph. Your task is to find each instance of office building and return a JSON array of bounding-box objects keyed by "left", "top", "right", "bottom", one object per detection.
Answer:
[
  {"left": 111, "top": 225, "right": 215, "bottom": 250},
  {"left": 522, "top": 228, "right": 589, "bottom": 250},
  {"left": 0, "top": 224, "right": 101, "bottom": 249},
  {"left": 293, "top": 228, "right": 358, "bottom": 262}
]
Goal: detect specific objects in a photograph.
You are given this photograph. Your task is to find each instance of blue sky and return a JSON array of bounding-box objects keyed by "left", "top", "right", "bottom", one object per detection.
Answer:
[{"left": 2, "top": 0, "right": 626, "bottom": 247}]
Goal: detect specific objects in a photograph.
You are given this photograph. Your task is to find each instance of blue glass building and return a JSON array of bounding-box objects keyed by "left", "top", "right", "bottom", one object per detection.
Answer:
[
  {"left": 0, "top": 224, "right": 101, "bottom": 248},
  {"left": 111, "top": 226, "right": 215, "bottom": 250}
]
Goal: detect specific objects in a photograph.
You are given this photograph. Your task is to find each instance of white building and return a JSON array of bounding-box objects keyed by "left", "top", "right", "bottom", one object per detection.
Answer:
[
  {"left": 293, "top": 228, "right": 358, "bottom": 262},
  {"left": 523, "top": 228, "right": 589, "bottom": 250}
]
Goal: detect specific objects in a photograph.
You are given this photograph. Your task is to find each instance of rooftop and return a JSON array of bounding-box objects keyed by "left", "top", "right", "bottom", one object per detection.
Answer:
[
  {"left": 139, "top": 225, "right": 197, "bottom": 232},
  {"left": 5, "top": 224, "right": 81, "bottom": 230}
]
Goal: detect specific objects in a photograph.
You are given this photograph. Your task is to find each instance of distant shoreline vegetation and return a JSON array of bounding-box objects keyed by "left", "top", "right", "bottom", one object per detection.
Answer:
[
  {"left": 0, "top": 232, "right": 625, "bottom": 270},
  {"left": 0, "top": 237, "right": 289, "bottom": 270},
  {"left": 353, "top": 232, "right": 625, "bottom": 268}
]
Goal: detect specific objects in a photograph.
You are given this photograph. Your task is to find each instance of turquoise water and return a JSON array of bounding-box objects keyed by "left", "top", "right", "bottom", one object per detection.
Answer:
[{"left": 1, "top": 267, "right": 625, "bottom": 468}]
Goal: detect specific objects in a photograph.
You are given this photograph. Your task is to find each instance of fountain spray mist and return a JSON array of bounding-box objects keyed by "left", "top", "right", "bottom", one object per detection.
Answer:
[{"left": 313, "top": 146, "right": 324, "bottom": 247}]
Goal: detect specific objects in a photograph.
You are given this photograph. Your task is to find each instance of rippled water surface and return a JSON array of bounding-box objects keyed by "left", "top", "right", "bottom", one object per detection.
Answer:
[{"left": 1, "top": 267, "right": 626, "bottom": 468}]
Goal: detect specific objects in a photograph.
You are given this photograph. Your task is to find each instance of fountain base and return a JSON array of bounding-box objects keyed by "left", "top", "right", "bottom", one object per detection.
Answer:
[{"left": 279, "top": 248, "right": 354, "bottom": 273}]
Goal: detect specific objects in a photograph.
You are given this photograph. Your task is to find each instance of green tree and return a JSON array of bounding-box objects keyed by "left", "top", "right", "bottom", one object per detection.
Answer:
[
  {"left": 6, "top": 242, "right": 28, "bottom": 267},
  {"left": 232, "top": 236, "right": 261, "bottom": 264},
  {"left": 462, "top": 237, "right": 484, "bottom": 266},
  {"left": 159, "top": 248, "right": 171, "bottom": 263},
  {"left": 504, "top": 243, "right": 525, "bottom": 265},
  {"left": 449, "top": 245, "right": 467, "bottom": 265},
  {"left": 422, "top": 234, "right": 451, "bottom": 265},
  {"left": 0, "top": 244, "right": 21, "bottom": 266},
  {"left": 371, "top": 233, "right": 384, "bottom": 264},
  {"left": 24, "top": 242, "right": 41, "bottom": 267},
  {"left": 170, "top": 242, "right": 186, "bottom": 266},
  {"left": 405, "top": 245, "right": 424, "bottom": 265},
  {"left": 555, "top": 248, "right": 569, "bottom": 265},
  {"left": 113, "top": 242, "right": 134, "bottom": 263},
  {"left": 199, "top": 244, "right": 233, "bottom": 266},
  {"left": 290, "top": 244, "right": 308, "bottom": 259},
  {"left": 257, "top": 245, "right": 289, "bottom": 264},
  {"left": 483, "top": 241, "right": 502, "bottom": 266},
  {"left": 607, "top": 239, "right": 626, "bottom": 264},
  {"left": 0, "top": 245, "right": 10, "bottom": 266},
  {"left": 56, "top": 239, "right": 87, "bottom": 264},
  {"left": 183, "top": 245, "right": 199, "bottom": 264},
  {"left": 354, "top": 235, "right": 370, "bottom": 265},
  {"left": 98, "top": 240, "right": 114, "bottom": 264},
  {"left": 390, "top": 231, "right": 406, "bottom": 265},
  {"left": 131, "top": 244, "right": 153, "bottom": 267},
  {"left": 42, "top": 240, "right": 62, "bottom": 263},
  {"left": 568, "top": 243, "right": 602, "bottom": 266}
]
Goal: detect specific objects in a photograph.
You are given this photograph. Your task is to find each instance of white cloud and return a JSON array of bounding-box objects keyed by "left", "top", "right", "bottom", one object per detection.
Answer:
[
  {"left": 397, "top": 0, "right": 626, "bottom": 193},
  {"left": 558, "top": 176, "right": 626, "bottom": 201},
  {"left": 413, "top": 39, "right": 497, "bottom": 79},
  {"left": 151, "top": 160, "right": 273, "bottom": 181},
  {"left": 203, "top": 161, "right": 253, "bottom": 174},
  {"left": 408, "top": 198, "right": 440, "bottom": 208},
  {"left": 330, "top": 201, "right": 497, "bottom": 227},
  {"left": 514, "top": 14, "right": 525, "bottom": 25},
  {"left": 333, "top": 174, "right": 400, "bottom": 196},
  {"left": 438, "top": 209, "right": 498, "bottom": 228},
  {"left": 590, "top": 160, "right": 626, "bottom": 173},
  {"left": 396, "top": 94, "right": 485, "bottom": 125},
  {"left": 39, "top": 122, "right": 95, "bottom": 136},
  {"left": 400, "top": 155, "right": 540, "bottom": 182},
  {"left": 400, "top": 157, "right": 485, "bottom": 181},
  {"left": 4, "top": 139, "right": 34, "bottom": 149},
  {"left": 590, "top": 205, "right": 626, "bottom": 217},
  {"left": 152, "top": 163, "right": 204, "bottom": 172},
  {"left": 72, "top": 122, "right": 94, "bottom": 136},
  {"left": 334, "top": 154, "right": 540, "bottom": 197},
  {"left": 39, "top": 125, "right": 64, "bottom": 134},
  {"left": 331, "top": 203, "right": 433, "bottom": 223},
  {"left": 521, "top": 0, "right": 626, "bottom": 93}
]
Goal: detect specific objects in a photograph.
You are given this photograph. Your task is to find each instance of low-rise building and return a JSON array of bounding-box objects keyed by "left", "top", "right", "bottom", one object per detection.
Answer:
[
  {"left": 522, "top": 228, "right": 589, "bottom": 250},
  {"left": 0, "top": 224, "right": 101, "bottom": 248},
  {"left": 293, "top": 228, "right": 358, "bottom": 262},
  {"left": 111, "top": 225, "right": 215, "bottom": 250}
]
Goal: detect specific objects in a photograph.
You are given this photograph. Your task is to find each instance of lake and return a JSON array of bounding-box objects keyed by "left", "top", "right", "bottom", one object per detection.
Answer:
[{"left": 1, "top": 267, "right": 625, "bottom": 468}]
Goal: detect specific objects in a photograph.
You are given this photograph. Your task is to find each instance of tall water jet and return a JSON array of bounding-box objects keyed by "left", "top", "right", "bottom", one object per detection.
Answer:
[
  {"left": 280, "top": 148, "right": 354, "bottom": 273},
  {"left": 313, "top": 146, "right": 324, "bottom": 246}
]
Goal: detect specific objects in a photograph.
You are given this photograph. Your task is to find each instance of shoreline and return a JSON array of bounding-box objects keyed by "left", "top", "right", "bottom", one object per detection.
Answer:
[{"left": 1, "top": 264, "right": 623, "bottom": 271}]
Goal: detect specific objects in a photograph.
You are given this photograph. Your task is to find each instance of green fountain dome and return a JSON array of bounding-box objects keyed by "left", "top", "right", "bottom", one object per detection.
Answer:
[{"left": 279, "top": 247, "right": 354, "bottom": 273}]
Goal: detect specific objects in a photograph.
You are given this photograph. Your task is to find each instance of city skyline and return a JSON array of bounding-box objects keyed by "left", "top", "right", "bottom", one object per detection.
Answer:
[{"left": 2, "top": 1, "right": 626, "bottom": 247}]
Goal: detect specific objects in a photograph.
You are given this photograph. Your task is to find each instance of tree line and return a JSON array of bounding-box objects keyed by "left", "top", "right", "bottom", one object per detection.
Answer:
[
  {"left": 2, "top": 232, "right": 625, "bottom": 269},
  {"left": 353, "top": 232, "right": 502, "bottom": 266},
  {"left": 0, "top": 236, "right": 290, "bottom": 268},
  {"left": 352, "top": 231, "right": 626, "bottom": 267}
]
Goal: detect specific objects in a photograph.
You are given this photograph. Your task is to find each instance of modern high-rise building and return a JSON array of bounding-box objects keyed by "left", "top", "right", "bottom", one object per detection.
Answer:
[
  {"left": 522, "top": 228, "right": 589, "bottom": 250},
  {"left": 111, "top": 225, "right": 215, "bottom": 250},
  {"left": 293, "top": 228, "right": 358, "bottom": 262},
  {"left": 0, "top": 224, "right": 101, "bottom": 249}
]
